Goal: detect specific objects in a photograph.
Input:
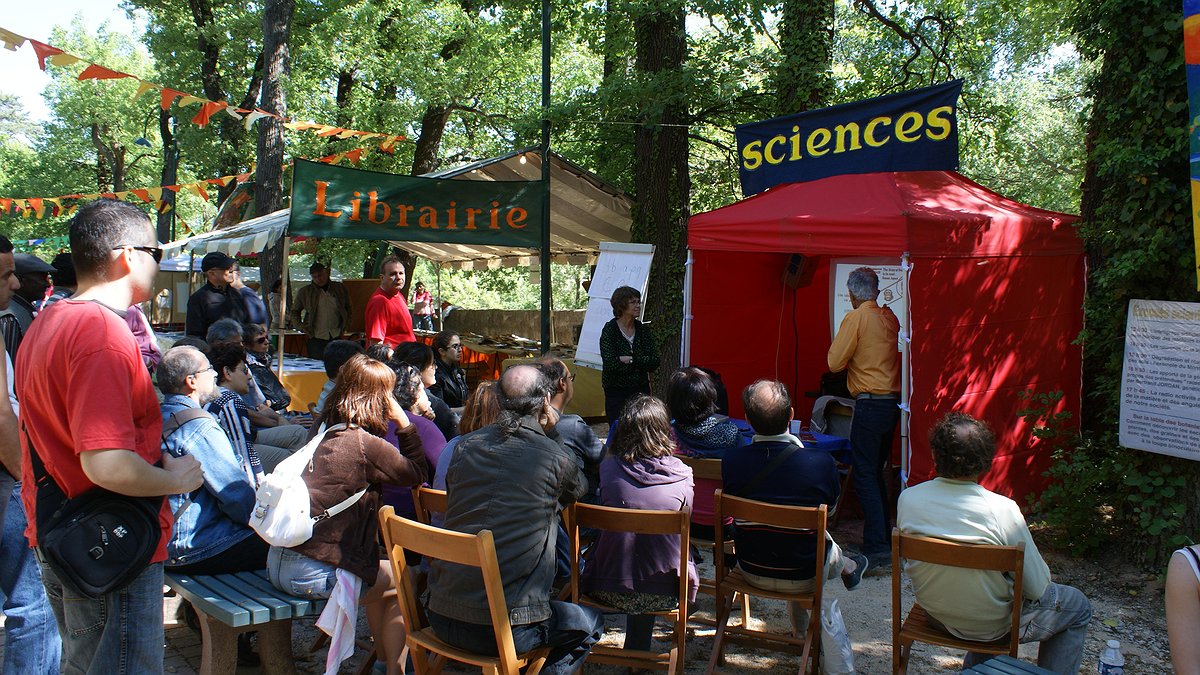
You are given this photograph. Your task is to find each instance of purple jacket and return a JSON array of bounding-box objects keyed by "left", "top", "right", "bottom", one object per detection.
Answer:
[
  {"left": 382, "top": 415, "right": 445, "bottom": 516},
  {"left": 583, "top": 454, "right": 698, "bottom": 601}
]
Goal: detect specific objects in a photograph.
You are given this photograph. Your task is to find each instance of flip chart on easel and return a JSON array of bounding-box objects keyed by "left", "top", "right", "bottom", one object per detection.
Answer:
[{"left": 575, "top": 242, "right": 656, "bottom": 369}]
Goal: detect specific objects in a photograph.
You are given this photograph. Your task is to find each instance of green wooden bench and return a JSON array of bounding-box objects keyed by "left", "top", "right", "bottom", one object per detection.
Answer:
[
  {"left": 165, "top": 569, "right": 326, "bottom": 675},
  {"left": 961, "top": 655, "right": 1056, "bottom": 674}
]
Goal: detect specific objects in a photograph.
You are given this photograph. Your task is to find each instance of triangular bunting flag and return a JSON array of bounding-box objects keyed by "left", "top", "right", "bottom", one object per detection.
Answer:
[
  {"left": 223, "top": 106, "right": 243, "bottom": 120},
  {"left": 146, "top": 187, "right": 164, "bottom": 202},
  {"left": 0, "top": 198, "right": 9, "bottom": 214},
  {"left": 160, "top": 88, "right": 183, "bottom": 110},
  {"left": 315, "top": 125, "right": 342, "bottom": 137},
  {"left": 185, "top": 183, "right": 210, "bottom": 200},
  {"left": 45, "top": 198, "right": 62, "bottom": 216},
  {"left": 46, "top": 53, "right": 80, "bottom": 67},
  {"left": 29, "top": 40, "right": 62, "bottom": 70},
  {"left": 132, "top": 81, "right": 158, "bottom": 102},
  {"left": 0, "top": 28, "right": 26, "bottom": 51},
  {"left": 27, "top": 198, "right": 43, "bottom": 218},
  {"left": 242, "top": 110, "right": 271, "bottom": 129},
  {"left": 77, "top": 64, "right": 131, "bottom": 81},
  {"left": 344, "top": 148, "right": 364, "bottom": 163},
  {"left": 130, "top": 189, "right": 150, "bottom": 202},
  {"left": 191, "top": 101, "right": 225, "bottom": 128},
  {"left": 178, "top": 95, "right": 204, "bottom": 107}
]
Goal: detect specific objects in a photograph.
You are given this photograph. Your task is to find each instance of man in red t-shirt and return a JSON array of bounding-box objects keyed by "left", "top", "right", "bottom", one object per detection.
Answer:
[
  {"left": 364, "top": 255, "right": 415, "bottom": 347},
  {"left": 17, "top": 199, "right": 203, "bottom": 673}
]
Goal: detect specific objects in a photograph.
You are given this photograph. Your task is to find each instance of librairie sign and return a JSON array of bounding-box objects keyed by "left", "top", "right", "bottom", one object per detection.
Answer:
[
  {"left": 735, "top": 80, "right": 963, "bottom": 196},
  {"left": 290, "top": 159, "right": 544, "bottom": 247}
]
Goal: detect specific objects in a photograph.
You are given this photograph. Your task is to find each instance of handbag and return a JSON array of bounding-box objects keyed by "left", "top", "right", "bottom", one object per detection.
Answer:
[
  {"left": 28, "top": 408, "right": 209, "bottom": 599},
  {"left": 249, "top": 423, "right": 366, "bottom": 547}
]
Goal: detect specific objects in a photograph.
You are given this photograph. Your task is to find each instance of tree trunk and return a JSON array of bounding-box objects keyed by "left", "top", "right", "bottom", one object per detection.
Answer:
[
  {"left": 256, "top": 0, "right": 293, "bottom": 308},
  {"left": 156, "top": 110, "right": 178, "bottom": 243},
  {"left": 774, "top": 0, "right": 834, "bottom": 115},
  {"left": 631, "top": 3, "right": 689, "bottom": 395}
]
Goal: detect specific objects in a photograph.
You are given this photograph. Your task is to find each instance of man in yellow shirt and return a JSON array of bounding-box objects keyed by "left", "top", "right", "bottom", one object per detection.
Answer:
[{"left": 827, "top": 266, "right": 900, "bottom": 571}]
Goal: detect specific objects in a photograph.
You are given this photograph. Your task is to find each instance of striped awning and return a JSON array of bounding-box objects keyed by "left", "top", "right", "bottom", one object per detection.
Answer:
[{"left": 162, "top": 149, "right": 632, "bottom": 269}]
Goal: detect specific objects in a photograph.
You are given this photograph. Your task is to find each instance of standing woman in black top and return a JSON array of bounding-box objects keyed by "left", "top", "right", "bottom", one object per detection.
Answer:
[
  {"left": 428, "top": 331, "right": 468, "bottom": 408},
  {"left": 599, "top": 286, "right": 660, "bottom": 424}
]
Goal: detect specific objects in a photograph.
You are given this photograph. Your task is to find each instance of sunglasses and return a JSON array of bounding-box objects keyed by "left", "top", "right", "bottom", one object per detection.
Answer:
[{"left": 113, "top": 245, "right": 164, "bottom": 263}]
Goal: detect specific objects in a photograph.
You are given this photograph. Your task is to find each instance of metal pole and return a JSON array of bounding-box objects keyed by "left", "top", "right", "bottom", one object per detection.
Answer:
[
  {"left": 436, "top": 265, "right": 442, "bottom": 331},
  {"left": 276, "top": 237, "right": 291, "bottom": 379},
  {"left": 539, "top": 0, "right": 552, "bottom": 354}
]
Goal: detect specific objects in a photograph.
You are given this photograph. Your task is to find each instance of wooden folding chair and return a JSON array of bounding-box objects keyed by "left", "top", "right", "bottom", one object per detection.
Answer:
[
  {"left": 379, "top": 506, "right": 549, "bottom": 675},
  {"left": 707, "top": 491, "right": 827, "bottom": 675},
  {"left": 412, "top": 486, "right": 448, "bottom": 525},
  {"left": 675, "top": 455, "right": 750, "bottom": 628},
  {"left": 565, "top": 502, "right": 691, "bottom": 675},
  {"left": 891, "top": 528, "right": 1025, "bottom": 675}
]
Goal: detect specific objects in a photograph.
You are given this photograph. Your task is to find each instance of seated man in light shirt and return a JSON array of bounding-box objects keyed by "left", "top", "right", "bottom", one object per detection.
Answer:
[{"left": 897, "top": 412, "right": 1092, "bottom": 674}]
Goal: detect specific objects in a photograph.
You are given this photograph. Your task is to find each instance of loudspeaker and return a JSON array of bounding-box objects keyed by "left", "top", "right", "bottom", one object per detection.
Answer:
[{"left": 782, "top": 254, "right": 816, "bottom": 288}]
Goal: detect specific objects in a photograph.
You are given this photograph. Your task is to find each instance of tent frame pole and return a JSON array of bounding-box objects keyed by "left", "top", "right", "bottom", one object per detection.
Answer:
[
  {"left": 899, "top": 252, "right": 912, "bottom": 490},
  {"left": 276, "top": 237, "right": 291, "bottom": 380},
  {"left": 538, "top": 0, "right": 552, "bottom": 354}
]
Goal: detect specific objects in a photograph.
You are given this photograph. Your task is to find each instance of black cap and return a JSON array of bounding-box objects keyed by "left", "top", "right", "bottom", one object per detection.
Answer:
[
  {"left": 14, "top": 253, "right": 55, "bottom": 275},
  {"left": 50, "top": 252, "right": 76, "bottom": 286},
  {"left": 201, "top": 251, "right": 236, "bottom": 272}
]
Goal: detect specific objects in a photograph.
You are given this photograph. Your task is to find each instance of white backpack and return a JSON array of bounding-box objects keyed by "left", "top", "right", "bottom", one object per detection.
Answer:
[{"left": 248, "top": 423, "right": 366, "bottom": 547}]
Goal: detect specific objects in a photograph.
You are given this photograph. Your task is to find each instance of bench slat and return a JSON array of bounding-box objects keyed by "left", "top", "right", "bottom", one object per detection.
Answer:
[
  {"left": 214, "top": 573, "right": 293, "bottom": 621},
  {"left": 191, "top": 575, "right": 274, "bottom": 625},
  {"left": 166, "top": 574, "right": 254, "bottom": 628},
  {"left": 234, "top": 570, "right": 327, "bottom": 618}
]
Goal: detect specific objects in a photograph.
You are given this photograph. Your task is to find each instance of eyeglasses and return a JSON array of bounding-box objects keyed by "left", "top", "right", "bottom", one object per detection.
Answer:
[
  {"left": 447, "top": 344, "right": 462, "bottom": 350},
  {"left": 113, "top": 245, "right": 164, "bottom": 263},
  {"left": 254, "top": 337, "right": 270, "bottom": 344},
  {"left": 189, "top": 366, "right": 215, "bottom": 377},
  {"left": 568, "top": 372, "right": 576, "bottom": 381}
]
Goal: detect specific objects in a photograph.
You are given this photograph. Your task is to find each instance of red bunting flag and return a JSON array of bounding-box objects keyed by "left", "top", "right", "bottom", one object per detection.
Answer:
[
  {"left": 77, "top": 64, "right": 131, "bottom": 81},
  {"left": 29, "top": 40, "right": 62, "bottom": 70},
  {"left": 343, "top": 148, "right": 364, "bottom": 163},
  {"left": 191, "top": 100, "right": 225, "bottom": 128},
  {"left": 130, "top": 189, "right": 150, "bottom": 202},
  {"left": 160, "top": 88, "right": 183, "bottom": 110}
]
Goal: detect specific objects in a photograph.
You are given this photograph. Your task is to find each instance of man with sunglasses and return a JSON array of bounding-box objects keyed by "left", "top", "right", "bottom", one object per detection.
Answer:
[
  {"left": 17, "top": 199, "right": 204, "bottom": 673},
  {"left": 186, "top": 251, "right": 248, "bottom": 338}
]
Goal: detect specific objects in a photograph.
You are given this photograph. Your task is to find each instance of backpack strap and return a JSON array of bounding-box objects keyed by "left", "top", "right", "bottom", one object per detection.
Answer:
[
  {"left": 161, "top": 407, "right": 211, "bottom": 443},
  {"left": 314, "top": 489, "right": 367, "bottom": 523}
]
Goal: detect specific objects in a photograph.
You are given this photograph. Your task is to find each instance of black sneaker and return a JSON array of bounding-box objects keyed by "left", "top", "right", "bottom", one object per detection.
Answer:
[
  {"left": 842, "top": 553, "right": 868, "bottom": 590},
  {"left": 864, "top": 553, "right": 892, "bottom": 577}
]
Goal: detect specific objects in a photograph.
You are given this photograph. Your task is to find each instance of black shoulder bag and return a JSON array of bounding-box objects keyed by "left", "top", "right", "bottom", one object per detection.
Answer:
[{"left": 29, "top": 407, "right": 208, "bottom": 598}]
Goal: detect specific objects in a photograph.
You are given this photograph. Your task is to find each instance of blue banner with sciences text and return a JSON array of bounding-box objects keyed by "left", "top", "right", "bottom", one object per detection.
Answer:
[{"left": 736, "top": 80, "right": 963, "bottom": 196}]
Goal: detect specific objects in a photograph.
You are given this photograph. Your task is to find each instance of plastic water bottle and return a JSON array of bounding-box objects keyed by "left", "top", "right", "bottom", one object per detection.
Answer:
[{"left": 1098, "top": 639, "right": 1124, "bottom": 674}]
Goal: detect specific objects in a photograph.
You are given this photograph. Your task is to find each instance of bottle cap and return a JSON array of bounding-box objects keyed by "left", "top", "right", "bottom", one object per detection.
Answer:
[{"left": 1106, "top": 639, "right": 1120, "bottom": 649}]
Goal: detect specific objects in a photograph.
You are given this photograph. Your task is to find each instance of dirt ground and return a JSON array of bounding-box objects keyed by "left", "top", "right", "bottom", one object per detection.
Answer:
[{"left": 149, "top": 514, "right": 1169, "bottom": 675}]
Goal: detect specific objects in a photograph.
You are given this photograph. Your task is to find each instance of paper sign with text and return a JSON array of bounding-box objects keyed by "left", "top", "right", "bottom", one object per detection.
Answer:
[{"left": 1119, "top": 299, "right": 1200, "bottom": 460}]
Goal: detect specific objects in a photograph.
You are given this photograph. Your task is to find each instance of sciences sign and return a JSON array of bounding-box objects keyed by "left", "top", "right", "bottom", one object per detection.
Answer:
[
  {"left": 735, "top": 80, "right": 963, "bottom": 196},
  {"left": 290, "top": 159, "right": 544, "bottom": 247}
]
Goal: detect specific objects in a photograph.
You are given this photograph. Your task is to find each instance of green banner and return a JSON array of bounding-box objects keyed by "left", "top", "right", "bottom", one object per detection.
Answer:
[{"left": 290, "top": 159, "right": 544, "bottom": 248}]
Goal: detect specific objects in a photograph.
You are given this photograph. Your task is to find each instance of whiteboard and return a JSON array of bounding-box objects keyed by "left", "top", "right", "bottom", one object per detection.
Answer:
[{"left": 575, "top": 242, "right": 656, "bottom": 368}]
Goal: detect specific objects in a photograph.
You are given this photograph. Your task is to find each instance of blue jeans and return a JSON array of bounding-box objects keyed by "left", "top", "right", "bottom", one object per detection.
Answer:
[
  {"left": 427, "top": 601, "right": 603, "bottom": 675},
  {"left": 39, "top": 558, "right": 164, "bottom": 675},
  {"left": 961, "top": 583, "right": 1092, "bottom": 674},
  {"left": 266, "top": 546, "right": 338, "bottom": 599},
  {"left": 0, "top": 486, "right": 60, "bottom": 674},
  {"left": 415, "top": 315, "right": 434, "bottom": 332},
  {"left": 849, "top": 397, "right": 900, "bottom": 558}
]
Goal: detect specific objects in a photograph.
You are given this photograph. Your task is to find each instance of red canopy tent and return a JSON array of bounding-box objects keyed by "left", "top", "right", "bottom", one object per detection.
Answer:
[{"left": 684, "top": 170, "right": 1083, "bottom": 502}]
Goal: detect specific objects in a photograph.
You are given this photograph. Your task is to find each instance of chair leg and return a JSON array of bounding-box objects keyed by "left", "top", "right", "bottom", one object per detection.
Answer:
[
  {"left": 736, "top": 591, "right": 750, "bottom": 626},
  {"left": 706, "top": 592, "right": 733, "bottom": 674}
]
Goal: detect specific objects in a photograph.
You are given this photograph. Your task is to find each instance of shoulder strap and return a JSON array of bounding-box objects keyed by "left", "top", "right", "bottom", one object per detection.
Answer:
[
  {"left": 161, "top": 407, "right": 211, "bottom": 443},
  {"left": 728, "top": 444, "right": 799, "bottom": 499}
]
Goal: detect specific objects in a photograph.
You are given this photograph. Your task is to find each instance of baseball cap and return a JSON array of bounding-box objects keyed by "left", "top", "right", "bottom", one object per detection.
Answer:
[{"left": 201, "top": 251, "right": 236, "bottom": 272}]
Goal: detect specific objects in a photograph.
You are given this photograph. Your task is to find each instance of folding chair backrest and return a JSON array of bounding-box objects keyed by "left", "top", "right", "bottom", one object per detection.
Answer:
[
  {"left": 379, "top": 505, "right": 522, "bottom": 669},
  {"left": 713, "top": 490, "right": 829, "bottom": 599},
  {"left": 676, "top": 455, "right": 722, "bottom": 482},
  {"left": 412, "top": 486, "right": 448, "bottom": 525}
]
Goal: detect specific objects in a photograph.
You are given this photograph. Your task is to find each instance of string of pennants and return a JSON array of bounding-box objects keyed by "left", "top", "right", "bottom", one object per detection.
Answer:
[
  {"left": 0, "top": 26, "right": 407, "bottom": 149},
  {"left": 0, "top": 148, "right": 367, "bottom": 222}
]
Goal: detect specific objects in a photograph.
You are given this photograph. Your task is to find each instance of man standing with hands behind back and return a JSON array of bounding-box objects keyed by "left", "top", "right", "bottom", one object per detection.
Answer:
[
  {"left": 827, "top": 266, "right": 900, "bottom": 573},
  {"left": 290, "top": 260, "right": 351, "bottom": 359},
  {"left": 364, "top": 255, "right": 415, "bottom": 348},
  {"left": 17, "top": 199, "right": 204, "bottom": 673}
]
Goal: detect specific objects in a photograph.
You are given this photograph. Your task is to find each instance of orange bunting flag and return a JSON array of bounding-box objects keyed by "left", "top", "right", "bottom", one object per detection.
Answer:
[
  {"left": 344, "top": 148, "right": 364, "bottom": 163},
  {"left": 191, "top": 101, "right": 225, "bottom": 128},
  {"left": 99, "top": 193, "right": 115, "bottom": 199},
  {"left": 160, "top": 88, "right": 183, "bottom": 110},
  {"left": 77, "top": 64, "right": 131, "bottom": 81},
  {"left": 315, "top": 126, "right": 344, "bottom": 137},
  {"left": 185, "top": 183, "right": 210, "bottom": 201},
  {"left": 0, "top": 199, "right": 9, "bottom": 214},
  {"left": 29, "top": 40, "right": 62, "bottom": 70},
  {"left": 130, "top": 189, "right": 151, "bottom": 203},
  {"left": 27, "top": 198, "right": 43, "bottom": 218}
]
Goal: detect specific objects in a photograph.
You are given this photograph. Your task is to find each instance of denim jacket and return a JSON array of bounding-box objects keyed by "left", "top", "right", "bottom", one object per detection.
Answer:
[{"left": 162, "top": 394, "right": 259, "bottom": 566}]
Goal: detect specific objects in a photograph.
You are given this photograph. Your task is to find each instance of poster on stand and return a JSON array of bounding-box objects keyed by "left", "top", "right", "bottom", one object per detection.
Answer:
[
  {"left": 1119, "top": 299, "right": 1200, "bottom": 460},
  {"left": 830, "top": 258, "right": 906, "bottom": 350}
]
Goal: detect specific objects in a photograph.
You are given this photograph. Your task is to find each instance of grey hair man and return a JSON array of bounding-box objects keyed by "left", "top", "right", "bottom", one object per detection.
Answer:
[
  {"left": 898, "top": 413, "right": 1091, "bottom": 674},
  {"left": 428, "top": 364, "right": 602, "bottom": 675},
  {"left": 534, "top": 355, "right": 603, "bottom": 499},
  {"left": 17, "top": 199, "right": 204, "bottom": 673},
  {"left": 827, "top": 266, "right": 900, "bottom": 571}
]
